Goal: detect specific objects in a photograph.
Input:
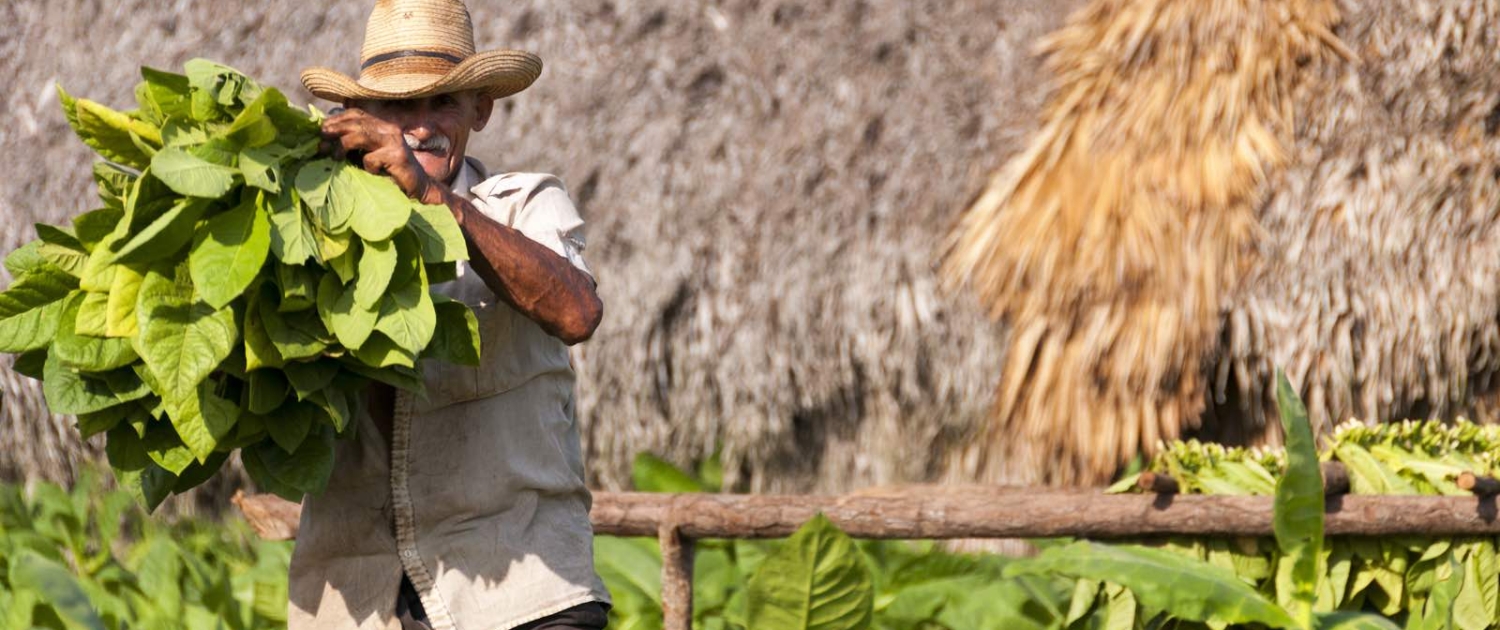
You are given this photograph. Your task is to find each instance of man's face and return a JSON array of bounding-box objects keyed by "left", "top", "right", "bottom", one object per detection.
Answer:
[{"left": 349, "top": 90, "right": 494, "bottom": 184}]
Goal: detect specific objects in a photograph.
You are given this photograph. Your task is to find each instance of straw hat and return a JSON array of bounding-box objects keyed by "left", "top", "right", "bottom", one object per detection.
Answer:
[{"left": 301, "top": 0, "right": 542, "bottom": 102}]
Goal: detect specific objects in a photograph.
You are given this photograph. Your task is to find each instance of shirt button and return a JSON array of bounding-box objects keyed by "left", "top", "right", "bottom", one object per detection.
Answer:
[{"left": 401, "top": 549, "right": 417, "bottom": 559}]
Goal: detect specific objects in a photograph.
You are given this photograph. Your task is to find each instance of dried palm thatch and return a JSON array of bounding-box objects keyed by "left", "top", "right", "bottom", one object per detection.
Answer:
[
  {"left": 1204, "top": 0, "right": 1500, "bottom": 445},
  {"left": 943, "top": 0, "right": 1351, "bottom": 485}
]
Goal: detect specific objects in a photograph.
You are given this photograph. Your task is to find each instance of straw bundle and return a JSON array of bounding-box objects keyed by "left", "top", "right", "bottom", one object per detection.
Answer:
[{"left": 943, "top": 0, "right": 1349, "bottom": 485}]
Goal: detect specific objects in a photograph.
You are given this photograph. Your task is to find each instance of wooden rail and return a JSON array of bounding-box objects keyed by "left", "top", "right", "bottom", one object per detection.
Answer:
[{"left": 233, "top": 481, "right": 1500, "bottom": 630}]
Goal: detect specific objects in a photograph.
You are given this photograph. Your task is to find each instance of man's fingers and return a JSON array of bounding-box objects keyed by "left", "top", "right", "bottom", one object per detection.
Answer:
[{"left": 361, "top": 149, "right": 391, "bottom": 175}]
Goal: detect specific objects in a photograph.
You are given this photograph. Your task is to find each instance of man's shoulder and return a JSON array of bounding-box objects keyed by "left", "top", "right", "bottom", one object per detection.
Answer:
[{"left": 469, "top": 171, "right": 569, "bottom": 203}]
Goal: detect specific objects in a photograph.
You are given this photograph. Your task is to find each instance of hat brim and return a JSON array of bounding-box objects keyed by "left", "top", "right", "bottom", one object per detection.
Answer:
[{"left": 300, "top": 49, "right": 542, "bottom": 102}]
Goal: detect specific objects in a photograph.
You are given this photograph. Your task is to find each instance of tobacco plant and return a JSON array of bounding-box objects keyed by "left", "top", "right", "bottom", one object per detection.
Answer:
[{"left": 0, "top": 60, "right": 479, "bottom": 510}]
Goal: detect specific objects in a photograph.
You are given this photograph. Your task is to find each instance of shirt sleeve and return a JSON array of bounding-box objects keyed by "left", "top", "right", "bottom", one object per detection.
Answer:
[{"left": 468, "top": 173, "right": 595, "bottom": 281}]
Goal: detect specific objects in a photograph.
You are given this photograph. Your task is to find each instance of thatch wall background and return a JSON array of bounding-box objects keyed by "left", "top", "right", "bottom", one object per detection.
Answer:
[
  {"left": 1208, "top": 0, "right": 1500, "bottom": 443},
  {"left": 1, "top": 0, "right": 1080, "bottom": 495}
]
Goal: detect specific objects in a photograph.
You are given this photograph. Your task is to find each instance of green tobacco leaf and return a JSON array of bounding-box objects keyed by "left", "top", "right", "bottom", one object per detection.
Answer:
[
  {"left": 746, "top": 513, "right": 874, "bottom": 630},
  {"left": 222, "top": 87, "right": 285, "bottom": 148},
  {"left": 261, "top": 296, "right": 330, "bottom": 360},
  {"left": 171, "top": 451, "right": 230, "bottom": 494},
  {"left": 264, "top": 401, "right": 319, "bottom": 454},
  {"left": 283, "top": 360, "right": 340, "bottom": 401},
  {"left": 250, "top": 427, "right": 335, "bottom": 496},
  {"left": 375, "top": 272, "right": 436, "bottom": 353},
  {"left": 247, "top": 369, "right": 288, "bottom": 415},
  {"left": 355, "top": 238, "right": 398, "bottom": 309},
  {"left": 143, "top": 419, "right": 195, "bottom": 475},
  {"left": 410, "top": 202, "right": 469, "bottom": 262},
  {"left": 1336, "top": 443, "right": 1416, "bottom": 495},
  {"left": 189, "top": 58, "right": 263, "bottom": 108},
  {"left": 243, "top": 292, "right": 286, "bottom": 371},
  {"left": 276, "top": 263, "right": 319, "bottom": 312},
  {"left": 1007, "top": 542, "right": 1297, "bottom": 629},
  {"left": 93, "top": 160, "right": 137, "bottom": 208},
  {"left": 5, "top": 240, "right": 46, "bottom": 277},
  {"left": 35, "top": 223, "right": 83, "bottom": 250},
  {"left": 424, "top": 295, "right": 481, "bottom": 366},
  {"left": 190, "top": 198, "right": 271, "bottom": 308},
  {"left": 320, "top": 228, "right": 354, "bottom": 268},
  {"left": 595, "top": 536, "right": 665, "bottom": 609},
  {"left": 338, "top": 359, "right": 425, "bottom": 393},
  {"left": 632, "top": 453, "right": 705, "bottom": 493},
  {"left": 332, "top": 166, "right": 412, "bottom": 241},
  {"left": 13, "top": 348, "right": 46, "bottom": 379},
  {"left": 113, "top": 198, "right": 210, "bottom": 265},
  {"left": 105, "top": 264, "right": 145, "bottom": 338},
  {"left": 425, "top": 261, "right": 459, "bottom": 285},
  {"left": 1422, "top": 557, "right": 1464, "bottom": 629},
  {"left": 1314, "top": 612, "right": 1402, "bottom": 630},
  {"left": 183, "top": 58, "right": 259, "bottom": 122},
  {"left": 0, "top": 265, "right": 77, "bottom": 352},
  {"left": 105, "top": 423, "right": 176, "bottom": 511},
  {"left": 317, "top": 272, "right": 377, "bottom": 350},
  {"left": 266, "top": 187, "right": 318, "bottom": 265},
  {"left": 139, "top": 66, "right": 192, "bottom": 122},
  {"left": 150, "top": 146, "right": 238, "bottom": 198},
  {"left": 38, "top": 242, "right": 88, "bottom": 277},
  {"left": 161, "top": 118, "right": 209, "bottom": 146},
  {"left": 73, "top": 207, "right": 126, "bottom": 251},
  {"left": 295, "top": 159, "right": 340, "bottom": 223},
  {"left": 168, "top": 382, "right": 238, "bottom": 462},
  {"left": 43, "top": 352, "right": 127, "bottom": 415},
  {"left": 74, "top": 290, "right": 109, "bottom": 336},
  {"left": 351, "top": 332, "right": 415, "bottom": 369},
  {"left": 52, "top": 293, "right": 137, "bottom": 372},
  {"left": 1453, "top": 544, "right": 1490, "bottom": 630},
  {"left": 77, "top": 404, "right": 134, "bottom": 439},
  {"left": 139, "top": 300, "right": 237, "bottom": 405},
  {"left": 309, "top": 385, "right": 354, "bottom": 433},
  {"left": 1274, "top": 370, "right": 1324, "bottom": 626},
  {"left": 58, "top": 88, "right": 157, "bottom": 169},
  {"left": 11, "top": 550, "right": 106, "bottom": 630},
  {"left": 328, "top": 240, "right": 360, "bottom": 284},
  {"left": 100, "top": 367, "right": 151, "bottom": 404},
  {"left": 240, "top": 145, "right": 288, "bottom": 194}
]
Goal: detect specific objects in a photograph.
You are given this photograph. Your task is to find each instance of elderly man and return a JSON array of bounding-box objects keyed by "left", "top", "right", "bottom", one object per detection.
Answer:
[{"left": 287, "top": 1, "right": 609, "bottom": 629}]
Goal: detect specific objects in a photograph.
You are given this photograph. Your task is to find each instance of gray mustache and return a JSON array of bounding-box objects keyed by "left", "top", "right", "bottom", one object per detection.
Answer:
[{"left": 403, "top": 133, "right": 451, "bottom": 153}]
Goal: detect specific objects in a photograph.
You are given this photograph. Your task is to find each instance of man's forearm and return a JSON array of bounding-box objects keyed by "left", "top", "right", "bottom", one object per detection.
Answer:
[{"left": 430, "top": 188, "right": 602, "bottom": 344}]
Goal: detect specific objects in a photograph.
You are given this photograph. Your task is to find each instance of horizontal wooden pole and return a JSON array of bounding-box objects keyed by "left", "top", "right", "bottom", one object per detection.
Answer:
[
  {"left": 593, "top": 491, "right": 1500, "bottom": 538},
  {"left": 236, "top": 488, "right": 1500, "bottom": 541}
]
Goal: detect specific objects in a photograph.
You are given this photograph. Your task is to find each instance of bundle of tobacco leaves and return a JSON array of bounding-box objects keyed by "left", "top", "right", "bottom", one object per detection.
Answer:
[{"left": 0, "top": 59, "right": 480, "bottom": 510}]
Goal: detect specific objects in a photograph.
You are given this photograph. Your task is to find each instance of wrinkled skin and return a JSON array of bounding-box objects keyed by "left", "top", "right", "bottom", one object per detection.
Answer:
[{"left": 320, "top": 90, "right": 603, "bottom": 442}]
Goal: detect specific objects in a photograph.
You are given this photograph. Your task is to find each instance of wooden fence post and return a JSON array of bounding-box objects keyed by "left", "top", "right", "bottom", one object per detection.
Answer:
[{"left": 659, "top": 520, "right": 696, "bottom": 630}]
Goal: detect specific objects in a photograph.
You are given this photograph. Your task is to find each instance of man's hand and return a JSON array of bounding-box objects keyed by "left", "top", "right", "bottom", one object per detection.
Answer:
[{"left": 319, "top": 108, "right": 439, "bottom": 203}]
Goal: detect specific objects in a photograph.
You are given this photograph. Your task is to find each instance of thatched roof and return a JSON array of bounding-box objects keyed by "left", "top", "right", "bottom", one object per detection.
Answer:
[
  {"left": 2, "top": 0, "right": 1080, "bottom": 495},
  {"left": 947, "top": 0, "right": 1500, "bottom": 484}
]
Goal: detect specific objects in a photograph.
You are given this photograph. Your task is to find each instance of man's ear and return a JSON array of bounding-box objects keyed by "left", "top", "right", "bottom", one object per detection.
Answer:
[{"left": 472, "top": 96, "right": 495, "bottom": 132}]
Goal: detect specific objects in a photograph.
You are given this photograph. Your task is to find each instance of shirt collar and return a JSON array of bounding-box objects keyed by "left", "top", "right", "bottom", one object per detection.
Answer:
[{"left": 449, "top": 157, "right": 489, "bottom": 200}]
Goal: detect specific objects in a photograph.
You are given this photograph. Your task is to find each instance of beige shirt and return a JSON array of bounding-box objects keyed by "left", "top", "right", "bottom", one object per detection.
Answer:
[{"left": 288, "top": 159, "right": 609, "bottom": 630}]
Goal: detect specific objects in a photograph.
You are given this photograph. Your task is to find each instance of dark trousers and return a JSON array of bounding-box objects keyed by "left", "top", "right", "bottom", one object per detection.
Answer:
[{"left": 397, "top": 574, "right": 609, "bottom": 630}]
